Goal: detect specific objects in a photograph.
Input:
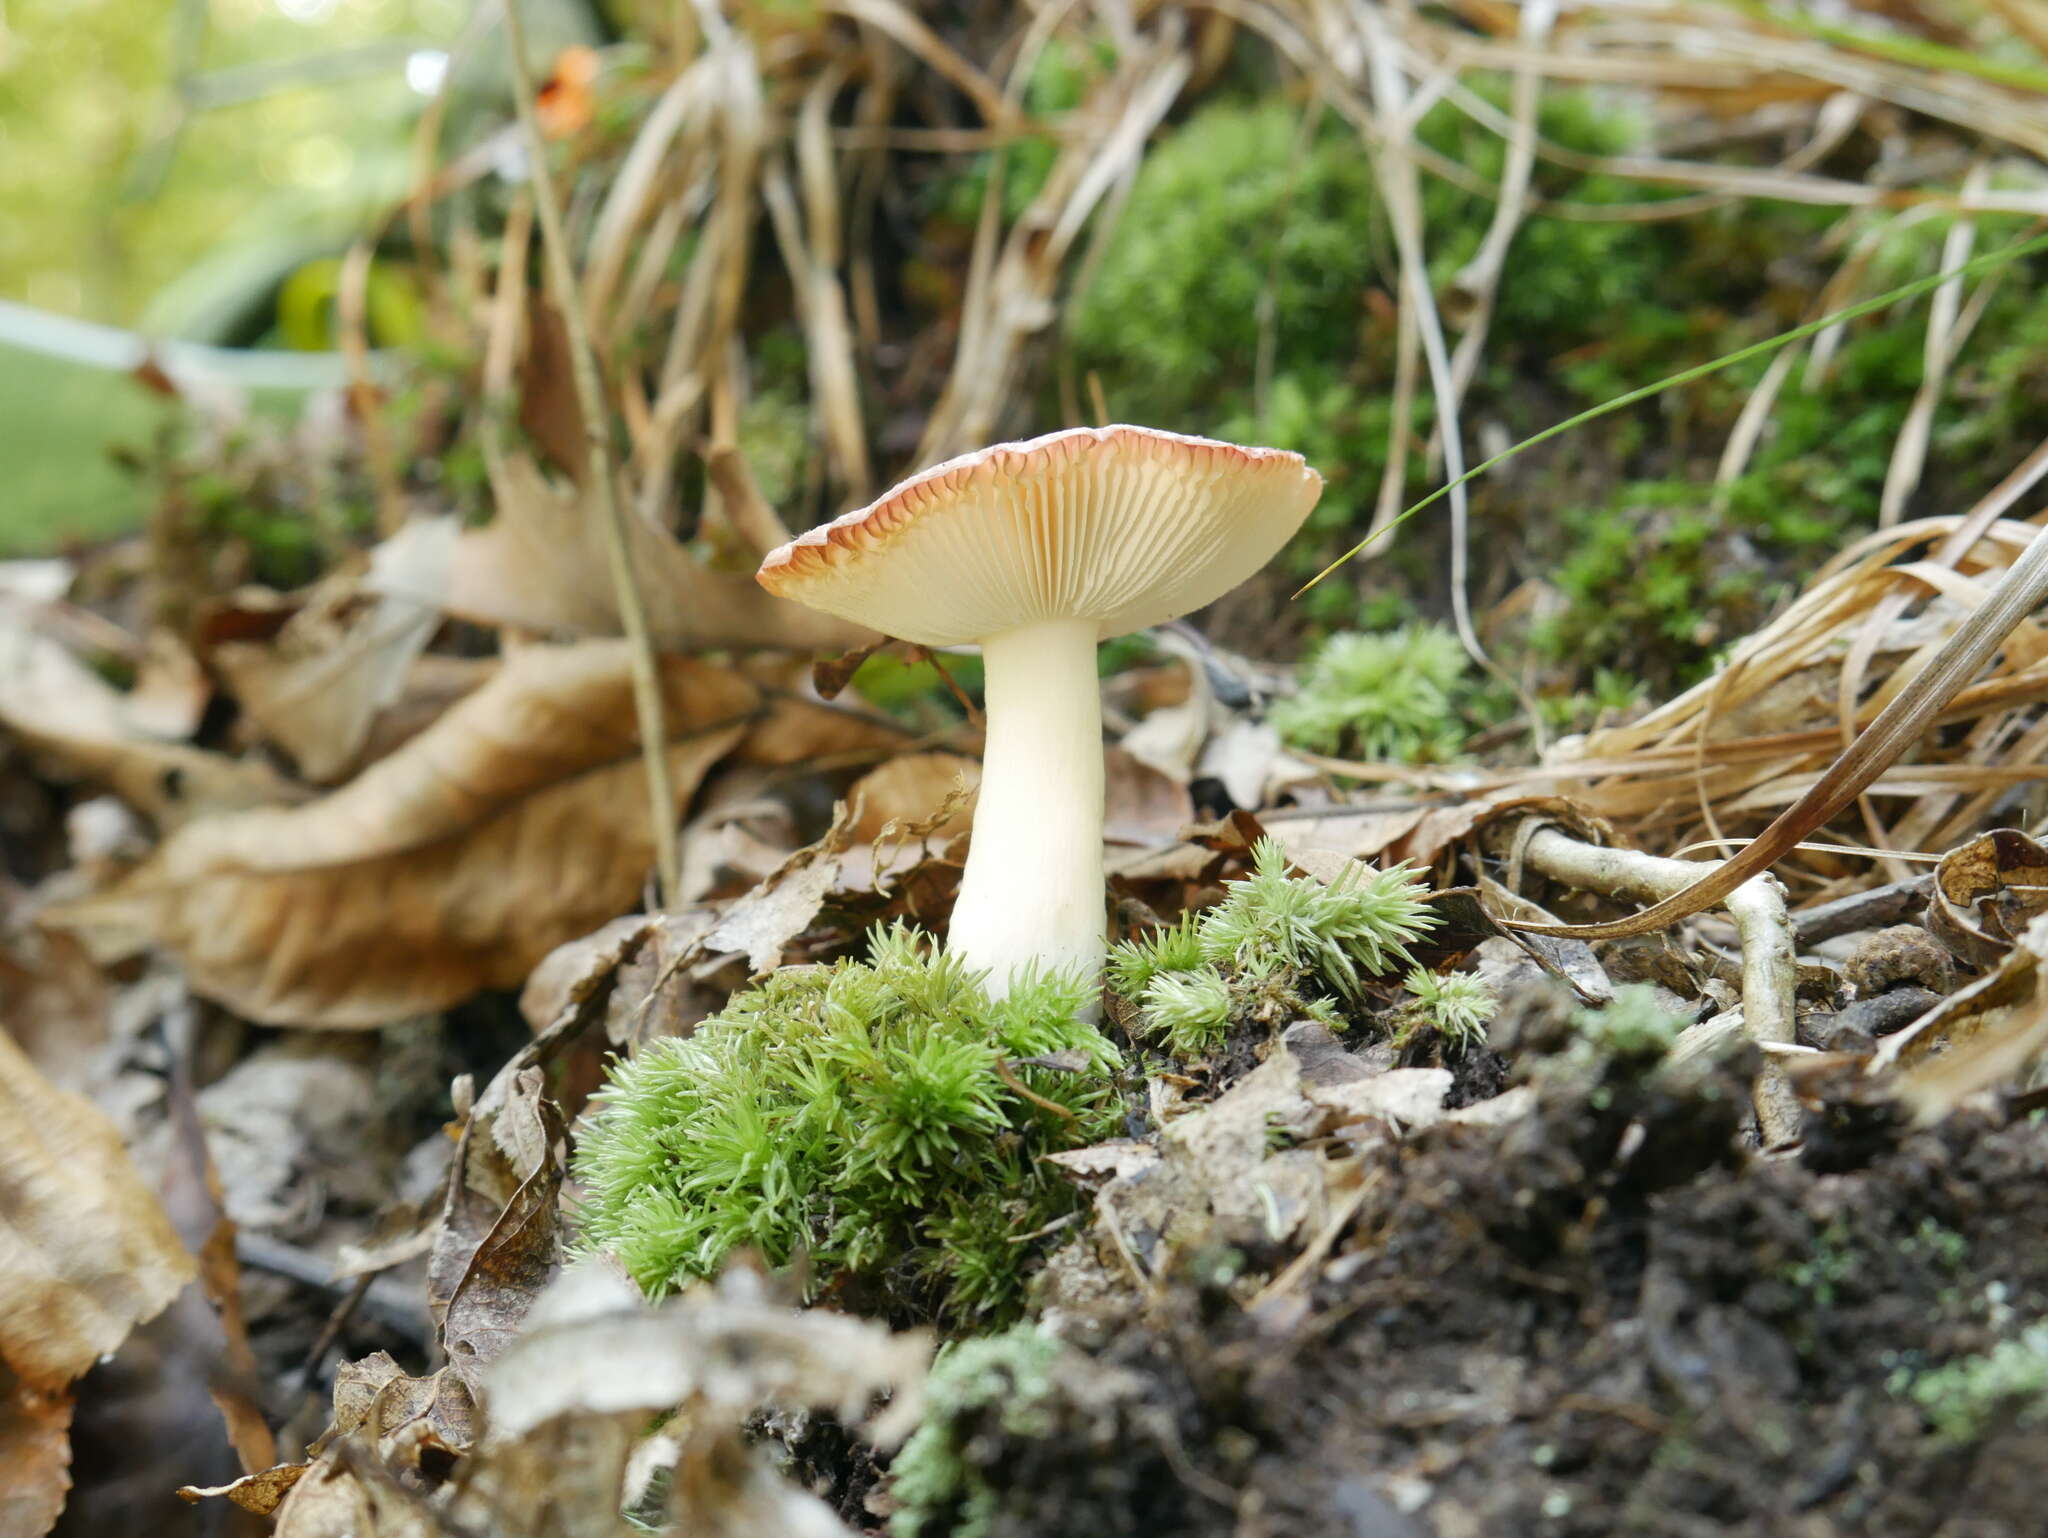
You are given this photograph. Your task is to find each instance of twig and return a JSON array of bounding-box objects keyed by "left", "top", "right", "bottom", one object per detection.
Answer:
[
  {"left": 235, "top": 1232, "right": 430, "bottom": 1346},
  {"left": 1790, "top": 875, "right": 1932, "bottom": 947},
  {"left": 500, "top": 0, "right": 681, "bottom": 911},
  {"left": 1516, "top": 825, "right": 1804, "bottom": 1147}
]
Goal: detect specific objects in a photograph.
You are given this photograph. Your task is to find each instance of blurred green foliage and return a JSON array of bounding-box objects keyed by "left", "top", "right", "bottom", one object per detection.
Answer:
[{"left": 0, "top": 0, "right": 469, "bottom": 328}]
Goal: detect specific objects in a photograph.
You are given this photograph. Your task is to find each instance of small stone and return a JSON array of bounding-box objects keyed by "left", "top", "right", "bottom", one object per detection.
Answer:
[
  {"left": 1798, "top": 1012, "right": 1876, "bottom": 1055},
  {"left": 1842, "top": 924, "right": 1954, "bottom": 998}
]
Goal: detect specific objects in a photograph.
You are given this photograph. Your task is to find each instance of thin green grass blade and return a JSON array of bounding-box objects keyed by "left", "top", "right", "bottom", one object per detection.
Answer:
[{"left": 1295, "top": 226, "right": 2048, "bottom": 596}]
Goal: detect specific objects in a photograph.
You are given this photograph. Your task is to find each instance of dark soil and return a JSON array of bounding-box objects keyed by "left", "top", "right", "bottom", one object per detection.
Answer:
[{"left": 893, "top": 1009, "right": 2048, "bottom": 1538}]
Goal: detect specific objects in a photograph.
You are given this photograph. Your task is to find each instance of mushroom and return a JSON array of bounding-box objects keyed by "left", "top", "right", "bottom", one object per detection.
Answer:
[{"left": 757, "top": 425, "right": 1322, "bottom": 995}]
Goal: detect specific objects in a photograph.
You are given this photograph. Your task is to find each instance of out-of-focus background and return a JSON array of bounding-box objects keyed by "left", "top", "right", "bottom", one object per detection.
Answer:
[{"left": 3, "top": 0, "right": 580, "bottom": 546}]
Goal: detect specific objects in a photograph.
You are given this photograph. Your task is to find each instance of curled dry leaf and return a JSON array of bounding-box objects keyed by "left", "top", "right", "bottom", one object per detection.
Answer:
[
  {"left": 518, "top": 909, "right": 720, "bottom": 1047},
  {"left": 263, "top": 1356, "right": 464, "bottom": 1538},
  {"left": 482, "top": 1264, "right": 930, "bottom": 1443},
  {"left": 517, "top": 913, "right": 661, "bottom": 1035},
  {"left": 731, "top": 690, "right": 913, "bottom": 769},
  {"left": 428, "top": 1068, "right": 563, "bottom": 1365},
  {"left": 834, "top": 752, "right": 976, "bottom": 899},
  {"left": 1927, "top": 828, "right": 2048, "bottom": 969},
  {"left": 844, "top": 752, "right": 978, "bottom": 844},
  {"left": 440, "top": 1100, "right": 564, "bottom": 1395},
  {"left": 245, "top": 1265, "right": 927, "bottom": 1538},
  {"left": 1105, "top": 747, "right": 1197, "bottom": 848},
  {"left": 176, "top": 1460, "right": 308, "bottom": 1515},
  {"left": 453, "top": 1266, "right": 924, "bottom": 1538},
  {"left": 43, "top": 642, "right": 758, "bottom": 1028},
  {"left": 433, "top": 453, "right": 870, "bottom": 653},
  {"left": 1880, "top": 910, "right": 2048, "bottom": 1122}
]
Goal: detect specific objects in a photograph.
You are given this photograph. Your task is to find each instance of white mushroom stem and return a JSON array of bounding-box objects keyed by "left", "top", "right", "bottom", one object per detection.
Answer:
[{"left": 948, "top": 616, "right": 1107, "bottom": 996}]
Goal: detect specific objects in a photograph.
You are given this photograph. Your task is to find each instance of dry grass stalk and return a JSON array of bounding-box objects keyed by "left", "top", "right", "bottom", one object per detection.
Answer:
[
  {"left": 501, "top": 0, "right": 680, "bottom": 911},
  {"left": 1502, "top": 510, "right": 2048, "bottom": 925}
]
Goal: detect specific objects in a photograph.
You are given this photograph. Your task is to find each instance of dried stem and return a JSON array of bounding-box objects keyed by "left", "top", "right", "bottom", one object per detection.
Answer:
[
  {"left": 500, "top": 0, "right": 680, "bottom": 911},
  {"left": 1517, "top": 825, "right": 1804, "bottom": 1148}
]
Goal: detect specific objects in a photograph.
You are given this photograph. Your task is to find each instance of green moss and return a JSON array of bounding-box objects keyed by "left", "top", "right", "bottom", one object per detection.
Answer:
[
  {"left": 1780, "top": 1216, "right": 1860, "bottom": 1308},
  {"left": 1894, "top": 1322, "right": 2048, "bottom": 1444},
  {"left": 572, "top": 926, "right": 1122, "bottom": 1324},
  {"left": 1573, "top": 984, "right": 1688, "bottom": 1059},
  {"left": 1108, "top": 837, "right": 1437, "bottom": 1061},
  {"left": 1401, "top": 967, "right": 1497, "bottom": 1049},
  {"left": 1198, "top": 837, "right": 1437, "bottom": 1006},
  {"left": 887, "top": 1324, "right": 1067, "bottom": 1538},
  {"left": 1061, "top": 81, "right": 2048, "bottom": 687},
  {"left": 1070, "top": 101, "right": 1382, "bottom": 421},
  {"left": 1133, "top": 968, "right": 1233, "bottom": 1059},
  {"left": 1269, "top": 623, "right": 1477, "bottom": 763},
  {"left": 1534, "top": 480, "right": 1777, "bottom": 688},
  {"left": 1106, "top": 911, "right": 1204, "bottom": 1000}
]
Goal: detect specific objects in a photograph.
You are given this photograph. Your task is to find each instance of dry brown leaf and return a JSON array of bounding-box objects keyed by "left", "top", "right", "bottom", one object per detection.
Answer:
[
  {"left": 444, "top": 1264, "right": 922, "bottom": 1538},
  {"left": 0, "top": 1368, "right": 72, "bottom": 1538},
  {"left": 481, "top": 1264, "right": 929, "bottom": 1442},
  {"left": 44, "top": 643, "right": 758, "bottom": 1027},
  {"left": 1119, "top": 652, "right": 1213, "bottom": 786},
  {"left": 177, "top": 1461, "right": 309, "bottom": 1515},
  {"left": 1105, "top": 747, "right": 1196, "bottom": 848},
  {"left": 211, "top": 519, "right": 456, "bottom": 783},
  {"left": 438, "top": 453, "right": 869, "bottom": 653},
  {"left": 442, "top": 1105, "right": 563, "bottom": 1395},
  {"left": 701, "top": 805, "right": 857, "bottom": 974},
  {"left": 0, "top": 1029, "right": 196, "bottom": 1392},
  {"left": 844, "top": 752, "right": 978, "bottom": 843},
  {"left": 353, "top": 1360, "right": 478, "bottom": 1471},
  {"left": 732, "top": 691, "right": 914, "bottom": 767},
  {"left": 272, "top": 1445, "right": 443, "bottom": 1538},
  {"left": 517, "top": 914, "right": 660, "bottom": 1034},
  {"left": 1262, "top": 806, "right": 1431, "bottom": 870},
  {"left": 0, "top": 928, "right": 111, "bottom": 1096},
  {"left": 0, "top": 614, "right": 298, "bottom": 828},
  {"left": 0, "top": 1030, "right": 196, "bottom": 1538},
  {"left": 354, "top": 654, "right": 500, "bottom": 768},
  {"left": 515, "top": 294, "right": 586, "bottom": 476},
  {"left": 428, "top": 1068, "right": 561, "bottom": 1345},
  {"left": 518, "top": 910, "right": 722, "bottom": 1047},
  {"left": 123, "top": 630, "right": 211, "bottom": 742}
]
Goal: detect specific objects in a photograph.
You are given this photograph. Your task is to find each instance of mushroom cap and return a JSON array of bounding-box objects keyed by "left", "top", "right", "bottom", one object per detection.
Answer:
[{"left": 755, "top": 425, "right": 1323, "bottom": 647}]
